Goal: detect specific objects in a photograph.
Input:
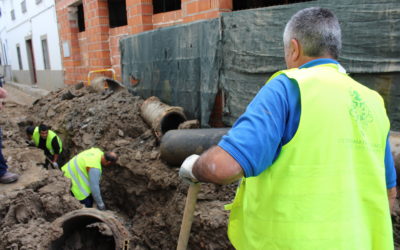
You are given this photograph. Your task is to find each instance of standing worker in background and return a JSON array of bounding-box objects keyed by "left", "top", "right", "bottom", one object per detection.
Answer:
[
  {"left": 62, "top": 147, "right": 118, "bottom": 210},
  {"left": 26, "top": 124, "right": 63, "bottom": 169},
  {"left": 0, "top": 87, "right": 18, "bottom": 183},
  {"left": 180, "top": 7, "right": 396, "bottom": 249}
]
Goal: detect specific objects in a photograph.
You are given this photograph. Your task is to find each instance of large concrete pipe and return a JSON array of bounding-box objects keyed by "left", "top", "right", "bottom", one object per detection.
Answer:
[
  {"left": 141, "top": 96, "right": 187, "bottom": 138},
  {"left": 50, "top": 208, "right": 130, "bottom": 250},
  {"left": 160, "top": 128, "right": 230, "bottom": 166}
]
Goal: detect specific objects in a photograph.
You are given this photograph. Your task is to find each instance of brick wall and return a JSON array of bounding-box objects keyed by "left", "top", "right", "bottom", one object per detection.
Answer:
[
  {"left": 56, "top": 0, "right": 233, "bottom": 85},
  {"left": 109, "top": 26, "right": 129, "bottom": 79}
]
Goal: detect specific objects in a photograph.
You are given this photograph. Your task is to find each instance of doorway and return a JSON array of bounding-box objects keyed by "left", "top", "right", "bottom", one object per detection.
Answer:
[{"left": 25, "top": 39, "right": 37, "bottom": 84}]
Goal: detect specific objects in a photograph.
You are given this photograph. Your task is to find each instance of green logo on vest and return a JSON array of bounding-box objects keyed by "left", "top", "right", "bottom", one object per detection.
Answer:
[{"left": 349, "top": 89, "right": 373, "bottom": 126}]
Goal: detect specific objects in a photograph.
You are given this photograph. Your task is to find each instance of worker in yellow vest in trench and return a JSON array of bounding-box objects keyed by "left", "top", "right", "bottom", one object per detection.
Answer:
[
  {"left": 62, "top": 147, "right": 118, "bottom": 210},
  {"left": 26, "top": 124, "right": 64, "bottom": 169},
  {"left": 179, "top": 7, "right": 396, "bottom": 250}
]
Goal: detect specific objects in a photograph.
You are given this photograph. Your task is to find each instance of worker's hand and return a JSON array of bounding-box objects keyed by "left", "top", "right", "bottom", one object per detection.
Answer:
[
  {"left": 25, "top": 140, "right": 35, "bottom": 147},
  {"left": 52, "top": 162, "right": 59, "bottom": 169},
  {"left": 0, "top": 87, "right": 7, "bottom": 99},
  {"left": 97, "top": 203, "right": 106, "bottom": 211},
  {"left": 0, "top": 87, "right": 7, "bottom": 110},
  {"left": 179, "top": 154, "right": 200, "bottom": 184}
]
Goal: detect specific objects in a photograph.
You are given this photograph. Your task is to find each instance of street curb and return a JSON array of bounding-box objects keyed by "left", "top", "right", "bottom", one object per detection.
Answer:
[{"left": 5, "top": 81, "right": 50, "bottom": 99}]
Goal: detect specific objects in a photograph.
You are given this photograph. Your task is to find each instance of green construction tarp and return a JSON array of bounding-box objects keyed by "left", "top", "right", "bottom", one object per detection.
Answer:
[{"left": 120, "top": 0, "right": 400, "bottom": 129}]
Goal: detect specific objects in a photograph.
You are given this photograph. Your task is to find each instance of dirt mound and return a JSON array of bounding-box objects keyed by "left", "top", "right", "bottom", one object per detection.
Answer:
[
  {"left": 8, "top": 84, "right": 235, "bottom": 249},
  {"left": 0, "top": 146, "right": 82, "bottom": 249}
]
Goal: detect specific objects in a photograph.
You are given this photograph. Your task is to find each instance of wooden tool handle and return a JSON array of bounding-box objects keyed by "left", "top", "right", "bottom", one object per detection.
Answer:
[{"left": 176, "top": 183, "right": 201, "bottom": 250}]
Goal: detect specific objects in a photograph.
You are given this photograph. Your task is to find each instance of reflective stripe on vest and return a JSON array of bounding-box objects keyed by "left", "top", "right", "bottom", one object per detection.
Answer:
[
  {"left": 67, "top": 157, "right": 89, "bottom": 198},
  {"left": 226, "top": 64, "right": 392, "bottom": 249}
]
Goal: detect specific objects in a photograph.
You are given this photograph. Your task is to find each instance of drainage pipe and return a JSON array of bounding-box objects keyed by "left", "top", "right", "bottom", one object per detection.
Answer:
[
  {"left": 140, "top": 96, "right": 187, "bottom": 139},
  {"left": 50, "top": 208, "right": 130, "bottom": 250},
  {"left": 160, "top": 128, "right": 230, "bottom": 166}
]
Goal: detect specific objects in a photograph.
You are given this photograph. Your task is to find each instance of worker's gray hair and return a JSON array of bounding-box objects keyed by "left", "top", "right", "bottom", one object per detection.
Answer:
[{"left": 283, "top": 7, "right": 342, "bottom": 59}]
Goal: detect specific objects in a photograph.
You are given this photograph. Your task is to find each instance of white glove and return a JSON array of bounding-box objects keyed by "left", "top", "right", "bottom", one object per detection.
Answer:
[
  {"left": 52, "top": 162, "right": 59, "bottom": 168},
  {"left": 179, "top": 154, "right": 200, "bottom": 184}
]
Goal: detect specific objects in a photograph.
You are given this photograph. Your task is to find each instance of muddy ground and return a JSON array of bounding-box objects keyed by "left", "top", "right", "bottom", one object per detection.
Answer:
[
  {"left": 0, "top": 84, "right": 235, "bottom": 249},
  {"left": 0, "top": 83, "right": 399, "bottom": 249}
]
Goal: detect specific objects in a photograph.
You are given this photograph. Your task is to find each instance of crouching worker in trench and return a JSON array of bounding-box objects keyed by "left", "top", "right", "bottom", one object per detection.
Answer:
[
  {"left": 62, "top": 147, "right": 118, "bottom": 211},
  {"left": 26, "top": 124, "right": 64, "bottom": 169}
]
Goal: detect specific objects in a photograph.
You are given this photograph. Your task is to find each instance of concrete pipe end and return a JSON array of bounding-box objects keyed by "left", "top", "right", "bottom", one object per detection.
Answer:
[
  {"left": 141, "top": 96, "right": 187, "bottom": 139},
  {"left": 50, "top": 208, "right": 130, "bottom": 250},
  {"left": 160, "top": 111, "right": 187, "bottom": 135}
]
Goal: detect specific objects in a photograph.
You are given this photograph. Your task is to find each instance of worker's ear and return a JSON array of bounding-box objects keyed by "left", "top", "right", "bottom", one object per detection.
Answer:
[
  {"left": 290, "top": 38, "right": 301, "bottom": 62},
  {"left": 285, "top": 38, "right": 301, "bottom": 69}
]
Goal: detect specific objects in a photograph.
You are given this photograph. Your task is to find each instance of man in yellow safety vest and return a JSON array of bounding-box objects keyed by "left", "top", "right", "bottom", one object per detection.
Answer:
[
  {"left": 26, "top": 124, "right": 63, "bottom": 169},
  {"left": 179, "top": 7, "right": 396, "bottom": 249},
  {"left": 62, "top": 147, "right": 117, "bottom": 210}
]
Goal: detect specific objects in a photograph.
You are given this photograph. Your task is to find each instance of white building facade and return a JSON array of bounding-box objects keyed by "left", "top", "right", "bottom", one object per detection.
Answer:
[{"left": 0, "top": 0, "right": 64, "bottom": 90}]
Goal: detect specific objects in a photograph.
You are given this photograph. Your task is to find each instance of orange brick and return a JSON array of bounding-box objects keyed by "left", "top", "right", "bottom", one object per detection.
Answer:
[
  {"left": 152, "top": 13, "right": 165, "bottom": 23},
  {"left": 64, "top": 60, "right": 81, "bottom": 67},
  {"left": 218, "top": 0, "right": 232, "bottom": 10},
  {"left": 126, "top": 0, "right": 139, "bottom": 5},
  {"left": 199, "top": 0, "right": 211, "bottom": 12},
  {"left": 131, "top": 25, "right": 144, "bottom": 34},
  {"left": 128, "top": 5, "right": 141, "bottom": 16},
  {"left": 186, "top": 1, "right": 198, "bottom": 15},
  {"left": 70, "top": 39, "right": 79, "bottom": 47},
  {"left": 109, "top": 38, "right": 120, "bottom": 48},
  {"left": 142, "top": 14, "right": 153, "bottom": 24},
  {"left": 89, "top": 50, "right": 110, "bottom": 59},
  {"left": 97, "top": 2, "right": 109, "bottom": 11},
  {"left": 205, "top": 10, "right": 220, "bottom": 19},
  {"left": 140, "top": 3, "right": 153, "bottom": 15},
  {"left": 128, "top": 15, "right": 140, "bottom": 25},
  {"left": 90, "top": 58, "right": 111, "bottom": 67},
  {"left": 89, "top": 42, "right": 109, "bottom": 51}
]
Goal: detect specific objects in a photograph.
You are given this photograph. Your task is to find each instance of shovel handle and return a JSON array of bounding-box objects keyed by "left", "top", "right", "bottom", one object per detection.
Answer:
[{"left": 177, "top": 182, "right": 201, "bottom": 250}]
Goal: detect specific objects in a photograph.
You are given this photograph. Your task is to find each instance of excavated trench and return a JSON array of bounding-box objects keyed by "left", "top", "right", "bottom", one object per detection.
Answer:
[
  {"left": 1, "top": 83, "right": 400, "bottom": 249},
  {"left": 19, "top": 84, "right": 235, "bottom": 249}
]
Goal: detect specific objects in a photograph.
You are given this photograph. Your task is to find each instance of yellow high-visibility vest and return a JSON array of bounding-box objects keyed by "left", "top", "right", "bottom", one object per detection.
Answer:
[
  {"left": 61, "top": 147, "right": 103, "bottom": 200},
  {"left": 32, "top": 127, "right": 63, "bottom": 155},
  {"left": 226, "top": 64, "right": 393, "bottom": 249}
]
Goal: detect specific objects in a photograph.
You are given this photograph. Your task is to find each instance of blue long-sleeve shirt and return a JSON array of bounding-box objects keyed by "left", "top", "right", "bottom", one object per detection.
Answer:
[
  {"left": 219, "top": 58, "right": 396, "bottom": 188},
  {"left": 89, "top": 168, "right": 104, "bottom": 207}
]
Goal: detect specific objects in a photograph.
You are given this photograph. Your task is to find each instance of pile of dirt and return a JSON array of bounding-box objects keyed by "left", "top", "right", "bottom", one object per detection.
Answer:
[
  {"left": 0, "top": 84, "right": 236, "bottom": 249},
  {"left": 0, "top": 101, "right": 83, "bottom": 249}
]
